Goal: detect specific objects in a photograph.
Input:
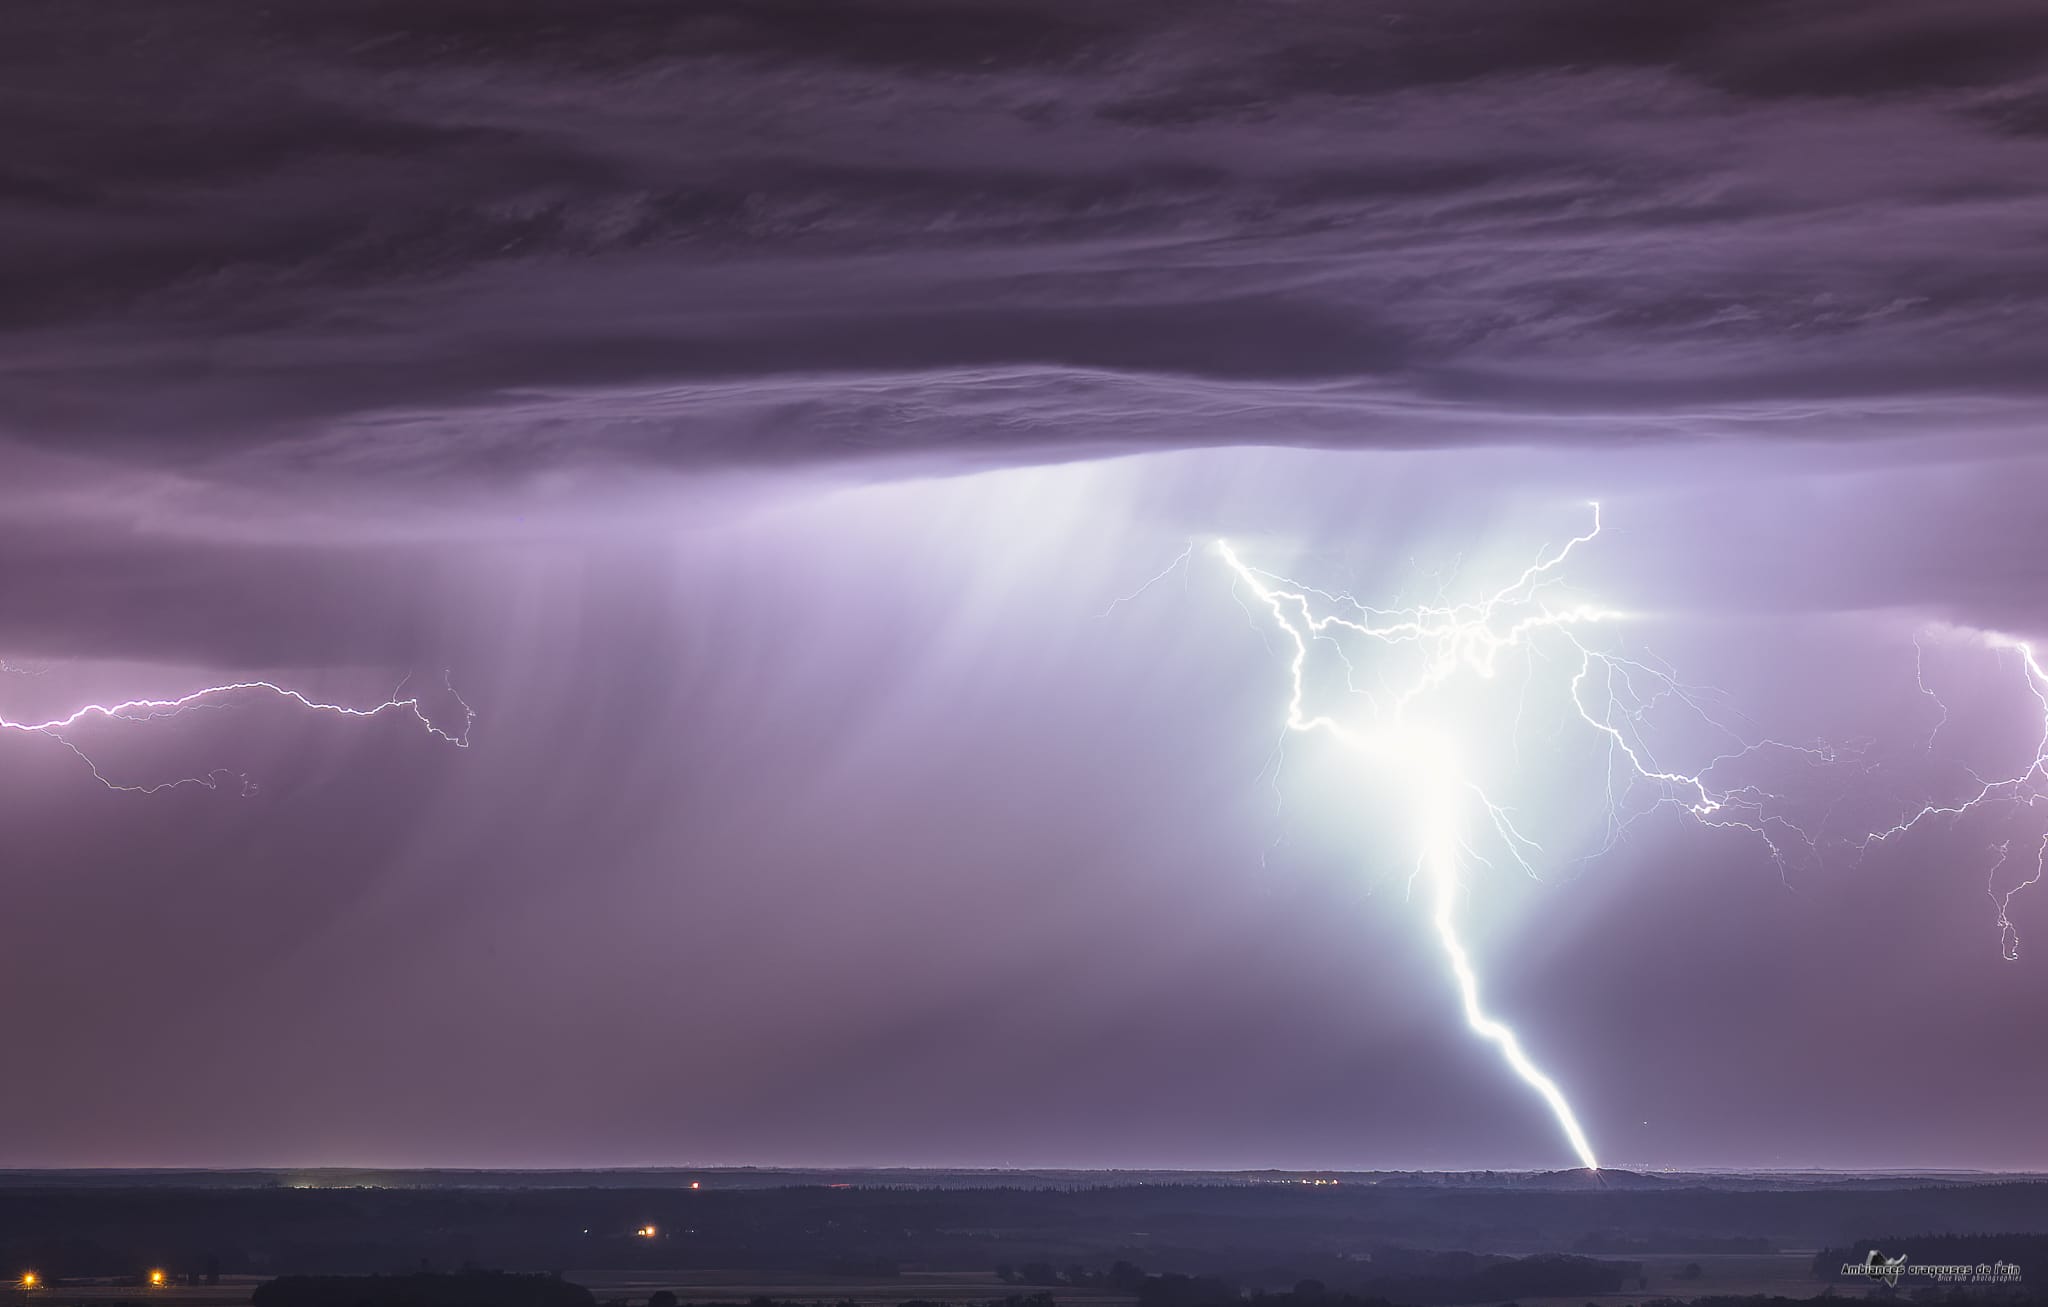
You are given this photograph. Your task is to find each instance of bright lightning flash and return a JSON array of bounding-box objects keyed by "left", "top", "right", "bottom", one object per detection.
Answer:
[
  {"left": 1217, "top": 515, "right": 1614, "bottom": 1171},
  {"left": 1204, "top": 503, "right": 2048, "bottom": 1169}
]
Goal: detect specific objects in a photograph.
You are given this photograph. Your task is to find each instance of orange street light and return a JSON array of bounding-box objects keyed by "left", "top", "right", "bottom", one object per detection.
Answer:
[
  {"left": 150, "top": 1271, "right": 168, "bottom": 1287},
  {"left": 20, "top": 1272, "right": 39, "bottom": 1290}
]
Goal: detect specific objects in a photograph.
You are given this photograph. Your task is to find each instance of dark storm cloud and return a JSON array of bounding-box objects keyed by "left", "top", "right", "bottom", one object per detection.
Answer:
[
  {"left": 5, "top": 0, "right": 2048, "bottom": 484},
  {"left": 0, "top": 518, "right": 460, "bottom": 665}
]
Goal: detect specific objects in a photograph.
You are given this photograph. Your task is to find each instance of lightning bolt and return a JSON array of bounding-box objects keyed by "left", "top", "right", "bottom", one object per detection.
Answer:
[
  {"left": 1861, "top": 634, "right": 2048, "bottom": 959},
  {"left": 1101, "top": 539, "right": 1194, "bottom": 618},
  {"left": 1, "top": 672, "right": 473, "bottom": 794},
  {"left": 1217, "top": 519, "right": 1612, "bottom": 1170},
  {"left": 1987, "top": 832, "right": 2048, "bottom": 963},
  {"left": 1198, "top": 502, "right": 2047, "bottom": 1169}
]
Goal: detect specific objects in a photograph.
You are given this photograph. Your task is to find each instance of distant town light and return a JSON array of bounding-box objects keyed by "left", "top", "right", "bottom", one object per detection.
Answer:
[
  {"left": 20, "top": 1273, "right": 38, "bottom": 1289},
  {"left": 688, "top": 1182, "right": 700, "bottom": 1190},
  {"left": 150, "top": 1270, "right": 168, "bottom": 1287},
  {"left": 638, "top": 1225, "right": 658, "bottom": 1238}
]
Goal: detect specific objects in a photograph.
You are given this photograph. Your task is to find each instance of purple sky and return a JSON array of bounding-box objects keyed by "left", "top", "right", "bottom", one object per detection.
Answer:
[{"left": 5, "top": 0, "right": 2048, "bottom": 1172}]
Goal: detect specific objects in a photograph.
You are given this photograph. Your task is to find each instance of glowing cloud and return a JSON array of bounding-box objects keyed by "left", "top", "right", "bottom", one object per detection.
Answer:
[
  {"left": 1217, "top": 516, "right": 1616, "bottom": 1169},
  {"left": 1209, "top": 504, "right": 2047, "bottom": 1168}
]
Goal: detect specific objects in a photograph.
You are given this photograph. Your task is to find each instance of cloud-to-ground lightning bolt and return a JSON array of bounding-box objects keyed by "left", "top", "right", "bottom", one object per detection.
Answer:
[
  {"left": 1216, "top": 517, "right": 1614, "bottom": 1170},
  {"left": 1, "top": 674, "right": 473, "bottom": 794},
  {"left": 1188, "top": 503, "right": 2048, "bottom": 1169}
]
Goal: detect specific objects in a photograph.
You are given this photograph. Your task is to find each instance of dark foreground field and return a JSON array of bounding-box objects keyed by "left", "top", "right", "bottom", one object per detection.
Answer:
[{"left": 5, "top": 1170, "right": 2046, "bottom": 1307}]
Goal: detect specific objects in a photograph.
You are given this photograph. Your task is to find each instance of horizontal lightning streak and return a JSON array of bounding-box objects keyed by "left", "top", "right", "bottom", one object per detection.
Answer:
[{"left": 1, "top": 675, "right": 473, "bottom": 794}]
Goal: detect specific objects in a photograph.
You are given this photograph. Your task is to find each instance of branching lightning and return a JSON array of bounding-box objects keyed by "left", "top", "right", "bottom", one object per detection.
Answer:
[
  {"left": 11, "top": 497, "right": 2045, "bottom": 1173},
  {"left": 1862, "top": 636, "right": 2048, "bottom": 963},
  {"left": 1216, "top": 514, "right": 1616, "bottom": 1170},
  {"left": 1, "top": 673, "right": 473, "bottom": 795},
  {"left": 1189, "top": 503, "right": 2047, "bottom": 1170}
]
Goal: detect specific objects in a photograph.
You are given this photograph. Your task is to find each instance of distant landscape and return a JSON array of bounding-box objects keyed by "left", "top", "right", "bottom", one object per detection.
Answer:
[{"left": 6, "top": 1171, "right": 2046, "bottom": 1307}]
